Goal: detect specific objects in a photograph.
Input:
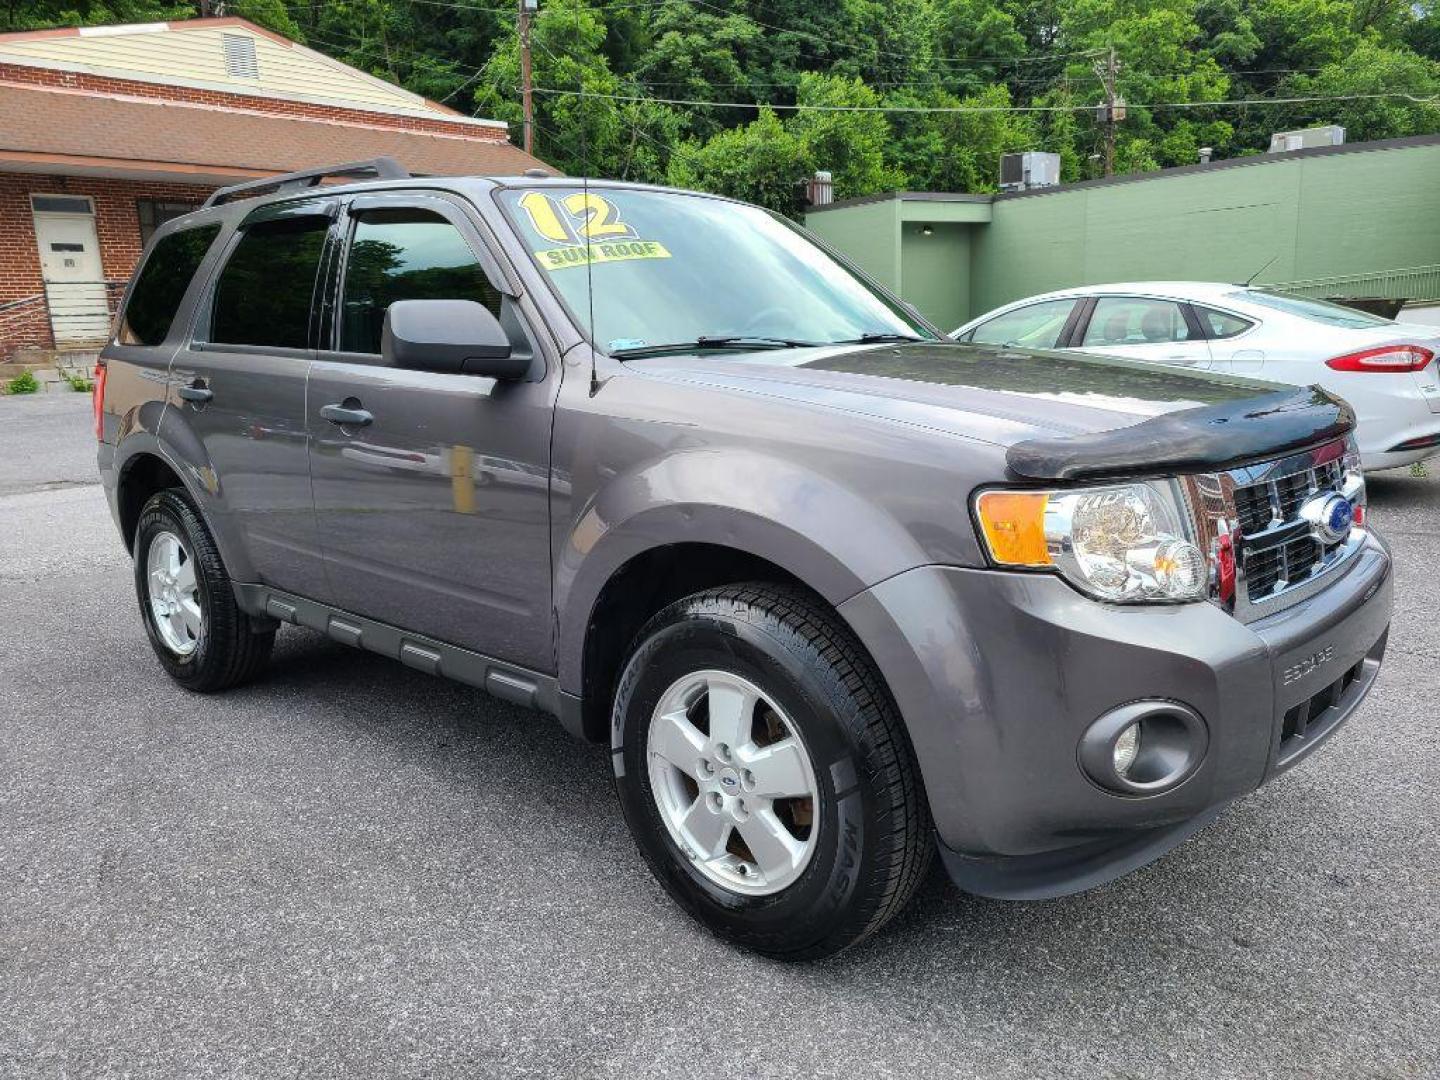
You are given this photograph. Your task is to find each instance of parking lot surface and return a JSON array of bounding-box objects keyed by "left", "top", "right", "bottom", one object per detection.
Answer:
[{"left": 1, "top": 391, "right": 1437, "bottom": 1079}]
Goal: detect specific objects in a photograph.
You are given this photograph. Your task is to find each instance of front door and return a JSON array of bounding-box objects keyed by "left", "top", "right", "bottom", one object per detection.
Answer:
[
  {"left": 307, "top": 195, "right": 556, "bottom": 671},
  {"left": 170, "top": 198, "right": 335, "bottom": 600},
  {"left": 31, "top": 195, "right": 109, "bottom": 346}
]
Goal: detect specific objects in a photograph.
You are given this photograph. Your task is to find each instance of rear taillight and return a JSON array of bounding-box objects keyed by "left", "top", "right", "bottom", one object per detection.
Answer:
[
  {"left": 1325, "top": 344, "right": 1434, "bottom": 372},
  {"left": 93, "top": 361, "right": 107, "bottom": 440}
]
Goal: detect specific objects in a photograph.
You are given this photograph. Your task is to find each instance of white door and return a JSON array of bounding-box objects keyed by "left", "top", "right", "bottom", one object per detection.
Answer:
[{"left": 31, "top": 197, "right": 110, "bottom": 346}]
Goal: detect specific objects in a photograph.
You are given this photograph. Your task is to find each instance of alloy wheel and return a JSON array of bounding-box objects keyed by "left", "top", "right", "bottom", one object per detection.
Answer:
[
  {"left": 146, "top": 529, "right": 201, "bottom": 656},
  {"left": 646, "top": 669, "right": 820, "bottom": 896}
]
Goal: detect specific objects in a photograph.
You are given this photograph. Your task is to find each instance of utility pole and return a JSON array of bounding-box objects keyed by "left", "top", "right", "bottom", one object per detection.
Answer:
[
  {"left": 518, "top": 0, "right": 536, "bottom": 156},
  {"left": 1093, "top": 46, "right": 1123, "bottom": 178}
]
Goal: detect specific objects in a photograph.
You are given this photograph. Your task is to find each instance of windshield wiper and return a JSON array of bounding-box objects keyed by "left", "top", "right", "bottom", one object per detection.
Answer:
[
  {"left": 609, "top": 335, "right": 820, "bottom": 358},
  {"left": 829, "top": 331, "right": 930, "bottom": 345}
]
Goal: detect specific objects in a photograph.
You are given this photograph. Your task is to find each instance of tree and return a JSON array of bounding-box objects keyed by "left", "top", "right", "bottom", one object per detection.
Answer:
[{"left": 666, "top": 108, "right": 812, "bottom": 216}]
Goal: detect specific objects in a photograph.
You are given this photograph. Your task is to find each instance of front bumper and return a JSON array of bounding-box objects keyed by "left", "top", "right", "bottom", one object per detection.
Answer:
[{"left": 838, "top": 530, "right": 1392, "bottom": 898}]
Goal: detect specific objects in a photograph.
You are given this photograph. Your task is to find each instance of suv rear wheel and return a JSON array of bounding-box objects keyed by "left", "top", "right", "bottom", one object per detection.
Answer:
[
  {"left": 612, "top": 583, "right": 932, "bottom": 960},
  {"left": 133, "top": 488, "right": 274, "bottom": 692}
]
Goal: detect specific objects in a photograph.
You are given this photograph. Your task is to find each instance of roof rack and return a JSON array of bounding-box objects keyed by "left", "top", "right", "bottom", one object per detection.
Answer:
[{"left": 202, "top": 157, "right": 411, "bottom": 208}]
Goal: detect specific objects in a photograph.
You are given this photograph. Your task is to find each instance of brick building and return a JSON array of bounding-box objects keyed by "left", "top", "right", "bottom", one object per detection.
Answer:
[{"left": 0, "top": 17, "right": 550, "bottom": 359}]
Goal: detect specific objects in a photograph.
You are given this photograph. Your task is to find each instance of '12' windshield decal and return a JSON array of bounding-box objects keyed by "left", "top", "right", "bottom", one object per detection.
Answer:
[{"left": 518, "top": 191, "right": 671, "bottom": 271}]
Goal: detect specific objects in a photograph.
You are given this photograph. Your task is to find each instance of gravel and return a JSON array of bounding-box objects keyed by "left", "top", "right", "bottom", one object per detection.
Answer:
[{"left": 1, "top": 391, "right": 1436, "bottom": 1079}]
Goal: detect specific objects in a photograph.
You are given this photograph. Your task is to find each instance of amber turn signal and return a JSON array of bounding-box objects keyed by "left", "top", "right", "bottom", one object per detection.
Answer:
[{"left": 974, "top": 490, "right": 1052, "bottom": 566}]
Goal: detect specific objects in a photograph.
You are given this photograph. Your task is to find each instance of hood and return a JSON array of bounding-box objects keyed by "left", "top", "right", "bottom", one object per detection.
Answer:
[{"left": 624, "top": 340, "right": 1354, "bottom": 480}]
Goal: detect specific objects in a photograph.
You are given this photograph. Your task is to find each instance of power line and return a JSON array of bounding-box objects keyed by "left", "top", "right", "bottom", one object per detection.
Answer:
[{"left": 528, "top": 84, "right": 1440, "bottom": 113}]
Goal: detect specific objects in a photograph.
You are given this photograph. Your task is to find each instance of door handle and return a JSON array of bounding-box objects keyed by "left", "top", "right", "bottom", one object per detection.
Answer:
[
  {"left": 177, "top": 381, "right": 212, "bottom": 404},
  {"left": 321, "top": 402, "right": 373, "bottom": 427}
]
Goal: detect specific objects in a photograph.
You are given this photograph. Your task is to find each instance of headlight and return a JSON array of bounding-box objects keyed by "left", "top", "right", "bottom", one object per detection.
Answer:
[{"left": 974, "top": 480, "right": 1207, "bottom": 603}]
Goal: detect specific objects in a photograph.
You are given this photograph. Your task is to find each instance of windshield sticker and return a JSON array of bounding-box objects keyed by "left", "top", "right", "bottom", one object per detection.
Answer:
[{"left": 518, "top": 191, "right": 672, "bottom": 271}]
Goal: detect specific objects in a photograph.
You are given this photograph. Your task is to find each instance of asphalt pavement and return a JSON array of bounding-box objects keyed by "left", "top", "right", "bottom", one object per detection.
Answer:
[{"left": 1, "top": 390, "right": 1437, "bottom": 1079}]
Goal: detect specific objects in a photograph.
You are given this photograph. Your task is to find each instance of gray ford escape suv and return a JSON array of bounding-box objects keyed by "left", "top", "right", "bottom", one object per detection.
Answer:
[{"left": 97, "top": 159, "right": 1393, "bottom": 960}]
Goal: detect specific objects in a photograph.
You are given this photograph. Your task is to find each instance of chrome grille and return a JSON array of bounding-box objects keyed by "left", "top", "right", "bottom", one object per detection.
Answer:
[
  {"left": 1229, "top": 449, "right": 1359, "bottom": 612},
  {"left": 1185, "top": 441, "right": 1365, "bottom": 623}
]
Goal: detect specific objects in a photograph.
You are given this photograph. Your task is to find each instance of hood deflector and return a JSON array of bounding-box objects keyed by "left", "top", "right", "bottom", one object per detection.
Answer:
[{"left": 1006, "top": 386, "right": 1355, "bottom": 481}]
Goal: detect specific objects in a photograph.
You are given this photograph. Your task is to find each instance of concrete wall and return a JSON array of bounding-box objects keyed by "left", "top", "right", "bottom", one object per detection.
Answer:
[
  {"left": 806, "top": 197, "right": 901, "bottom": 293},
  {"left": 900, "top": 222, "right": 972, "bottom": 330},
  {"left": 971, "top": 140, "right": 1440, "bottom": 314},
  {"left": 808, "top": 139, "right": 1440, "bottom": 326}
]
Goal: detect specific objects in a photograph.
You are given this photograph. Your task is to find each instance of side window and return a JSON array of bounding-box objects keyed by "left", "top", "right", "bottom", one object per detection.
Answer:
[
  {"left": 119, "top": 224, "right": 221, "bottom": 346},
  {"left": 1082, "top": 297, "right": 1193, "bottom": 347},
  {"left": 211, "top": 215, "right": 330, "bottom": 349},
  {"left": 969, "top": 299, "right": 1076, "bottom": 349},
  {"left": 339, "top": 208, "right": 502, "bottom": 355},
  {"left": 1196, "top": 306, "right": 1254, "bottom": 340}
]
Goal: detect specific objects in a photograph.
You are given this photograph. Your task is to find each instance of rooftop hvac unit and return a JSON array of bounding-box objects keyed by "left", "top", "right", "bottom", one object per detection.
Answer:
[
  {"left": 1268, "top": 125, "right": 1345, "bottom": 153},
  {"left": 999, "top": 152, "right": 1061, "bottom": 192}
]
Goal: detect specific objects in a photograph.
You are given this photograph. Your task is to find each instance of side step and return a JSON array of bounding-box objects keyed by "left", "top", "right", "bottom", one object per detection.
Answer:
[{"left": 234, "top": 583, "right": 559, "bottom": 715}]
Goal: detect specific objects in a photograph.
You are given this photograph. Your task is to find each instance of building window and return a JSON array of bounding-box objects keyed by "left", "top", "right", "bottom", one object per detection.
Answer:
[
  {"left": 222, "top": 33, "right": 260, "bottom": 78},
  {"left": 31, "top": 194, "right": 94, "bottom": 214},
  {"left": 137, "top": 199, "right": 202, "bottom": 247}
]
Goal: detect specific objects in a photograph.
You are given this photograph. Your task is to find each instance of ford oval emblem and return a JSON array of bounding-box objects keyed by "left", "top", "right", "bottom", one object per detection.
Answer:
[{"left": 1304, "top": 493, "right": 1353, "bottom": 544}]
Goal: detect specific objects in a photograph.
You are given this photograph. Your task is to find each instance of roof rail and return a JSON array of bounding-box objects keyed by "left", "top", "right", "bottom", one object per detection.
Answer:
[{"left": 202, "top": 157, "right": 411, "bottom": 208}]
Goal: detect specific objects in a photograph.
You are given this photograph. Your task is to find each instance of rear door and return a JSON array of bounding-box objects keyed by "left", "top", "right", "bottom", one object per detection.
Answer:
[
  {"left": 1070, "top": 295, "right": 1213, "bottom": 368},
  {"left": 168, "top": 197, "right": 335, "bottom": 598},
  {"left": 305, "top": 192, "right": 557, "bottom": 671},
  {"left": 1190, "top": 304, "right": 1263, "bottom": 374}
]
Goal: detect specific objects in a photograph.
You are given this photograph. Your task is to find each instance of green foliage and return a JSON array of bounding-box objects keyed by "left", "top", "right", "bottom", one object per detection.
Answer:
[
  {"left": 5, "top": 0, "right": 1440, "bottom": 209},
  {"left": 65, "top": 372, "right": 94, "bottom": 392},
  {"left": 4, "top": 371, "right": 40, "bottom": 395}
]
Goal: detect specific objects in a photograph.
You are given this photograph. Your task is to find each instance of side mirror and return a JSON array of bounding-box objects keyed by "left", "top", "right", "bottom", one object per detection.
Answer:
[{"left": 381, "top": 299, "right": 528, "bottom": 379}]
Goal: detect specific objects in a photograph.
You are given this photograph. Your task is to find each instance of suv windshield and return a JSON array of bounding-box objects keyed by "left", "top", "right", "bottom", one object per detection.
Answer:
[
  {"left": 499, "top": 187, "right": 935, "bottom": 355},
  {"left": 1232, "top": 289, "right": 1394, "bottom": 329}
]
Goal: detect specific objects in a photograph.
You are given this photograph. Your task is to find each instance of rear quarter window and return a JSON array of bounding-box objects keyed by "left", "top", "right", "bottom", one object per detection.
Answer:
[
  {"left": 119, "top": 224, "right": 221, "bottom": 346},
  {"left": 1195, "top": 306, "right": 1255, "bottom": 339}
]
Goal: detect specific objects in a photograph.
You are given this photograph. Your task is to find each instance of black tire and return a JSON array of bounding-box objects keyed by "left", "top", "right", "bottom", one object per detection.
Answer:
[
  {"left": 133, "top": 488, "right": 274, "bottom": 692},
  {"left": 612, "top": 583, "right": 932, "bottom": 960}
]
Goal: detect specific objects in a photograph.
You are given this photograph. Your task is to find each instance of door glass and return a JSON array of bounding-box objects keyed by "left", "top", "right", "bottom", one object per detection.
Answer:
[
  {"left": 969, "top": 299, "right": 1075, "bottom": 348},
  {"left": 211, "top": 215, "right": 329, "bottom": 348},
  {"left": 1195, "top": 307, "right": 1254, "bottom": 340},
  {"left": 1082, "top": 297, "right": 1193, "bottom": 347},
  {"left": 339, "top": 208, "right": 502, "bottom": 355},
  {"left": 120, "top": 223, "right": 221, "bottom": 346}
]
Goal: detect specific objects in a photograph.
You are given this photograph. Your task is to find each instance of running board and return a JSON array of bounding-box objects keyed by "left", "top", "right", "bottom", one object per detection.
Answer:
[{"left": 231, "top": 584, "right": 560, "bottom": 716}]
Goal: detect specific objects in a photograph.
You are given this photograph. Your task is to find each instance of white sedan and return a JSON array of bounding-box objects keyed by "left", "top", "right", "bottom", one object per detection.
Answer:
[{"left": 952, "top": 282, "right": 1440, "bottom": 471}]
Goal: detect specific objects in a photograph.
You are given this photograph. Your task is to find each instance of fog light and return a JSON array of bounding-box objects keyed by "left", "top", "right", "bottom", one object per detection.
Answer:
[
  {"left": 1113, "top": 723, "right": 1141, "bottom": 776},
  {"left": 1079, "top": 700, "right": 1209, "bottom": 795}
]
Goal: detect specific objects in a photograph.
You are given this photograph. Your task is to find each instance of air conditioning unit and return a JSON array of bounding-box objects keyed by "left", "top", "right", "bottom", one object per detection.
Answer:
[
  {"left": 999, "top": 152, "right": 1061, "bottom": 192},
  {"left": 1268, "top": 125, "right": 1345, "bottom": 153}
]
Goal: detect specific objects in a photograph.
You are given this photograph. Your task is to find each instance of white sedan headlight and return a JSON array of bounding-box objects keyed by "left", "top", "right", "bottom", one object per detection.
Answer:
[{"left": 974, "top": 480, "right": 1208, "bottom": 603}]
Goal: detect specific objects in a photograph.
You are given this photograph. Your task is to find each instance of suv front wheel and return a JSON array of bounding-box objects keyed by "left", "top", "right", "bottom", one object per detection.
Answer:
[
  {"left": 612, "top": 584, "right": 932, "bottom": 960},
  {"left": 133, "top": 488, "right": 274, "bottom": 692}
]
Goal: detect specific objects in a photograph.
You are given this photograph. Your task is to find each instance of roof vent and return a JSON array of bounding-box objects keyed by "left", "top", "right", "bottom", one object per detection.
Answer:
[
  {"left": 806, "top": 170, "right": 834, "bottom": 206},
  {"left": 222, "top": 34, "right": 260, "bottom": 79}
]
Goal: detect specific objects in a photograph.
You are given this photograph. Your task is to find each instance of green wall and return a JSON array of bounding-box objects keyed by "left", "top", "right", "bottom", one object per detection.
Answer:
[
  {"left": 901, "top": 222, "right": 972, "bottom": 329},
  {"left": 807, "top": 140, "right": 1440, "bottom": 324},
  {"left": 806, "top": 197, "right": 901, "bottom": 292}
]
